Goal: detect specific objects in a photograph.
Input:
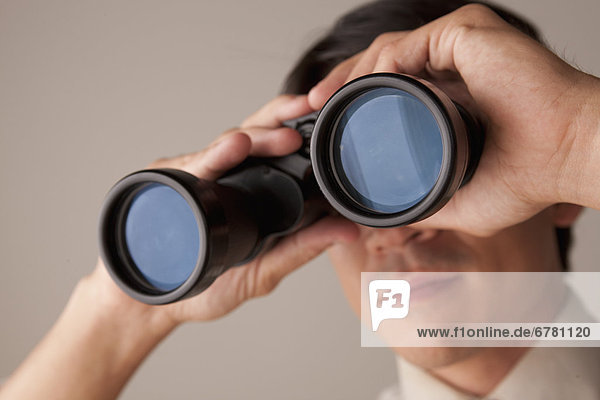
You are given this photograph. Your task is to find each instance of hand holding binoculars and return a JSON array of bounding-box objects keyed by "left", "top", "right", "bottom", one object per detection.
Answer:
[{"left": 99, "top": 73, "right": 483, "bottom": 304}]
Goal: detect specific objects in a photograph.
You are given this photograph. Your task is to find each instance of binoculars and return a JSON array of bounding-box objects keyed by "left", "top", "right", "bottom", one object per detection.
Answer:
[{"left": 99, "top": 73, "right": 483, "bottom": 304}]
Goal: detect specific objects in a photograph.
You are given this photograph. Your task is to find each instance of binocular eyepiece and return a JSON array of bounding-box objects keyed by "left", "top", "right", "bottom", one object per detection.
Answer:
[{"left": 99, "top": 73, "right": 483, "bottom": 304}]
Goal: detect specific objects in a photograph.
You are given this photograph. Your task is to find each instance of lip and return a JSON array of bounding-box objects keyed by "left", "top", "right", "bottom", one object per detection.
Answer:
[{"left": 403, "top": 272, "right": 462, "bottom": 302}]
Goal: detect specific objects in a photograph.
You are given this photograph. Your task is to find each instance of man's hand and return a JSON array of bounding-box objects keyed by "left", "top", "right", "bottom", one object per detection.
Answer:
[
  {"left": 309, "top": 4, "right": 600, "bottom": 236},
  {"left": 93, "top": 94, "right": 359, "bottom": 325}
]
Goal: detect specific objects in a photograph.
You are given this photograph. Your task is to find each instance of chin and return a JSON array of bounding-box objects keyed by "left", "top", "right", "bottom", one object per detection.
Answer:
[{"left": 392, "top": 346, "right": 481, "bottom": 370}]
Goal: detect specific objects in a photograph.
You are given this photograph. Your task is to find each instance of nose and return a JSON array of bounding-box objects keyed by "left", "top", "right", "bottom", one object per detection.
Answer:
[{"left": 365, "top": 227, "right": 439, "bottom": 255}]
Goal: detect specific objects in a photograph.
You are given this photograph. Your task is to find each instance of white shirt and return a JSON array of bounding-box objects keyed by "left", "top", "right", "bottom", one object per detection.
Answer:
[{"left": 378, "top": 294, "right": 600, "bottom": 399}]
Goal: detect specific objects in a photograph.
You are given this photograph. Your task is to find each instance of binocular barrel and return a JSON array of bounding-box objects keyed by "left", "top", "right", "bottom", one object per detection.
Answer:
[
  {"left": 100, "top": 152, "right": 323, "bottom": 304},
  {"left": 100, "top": 73, "right": 483, "bottom": 304}
]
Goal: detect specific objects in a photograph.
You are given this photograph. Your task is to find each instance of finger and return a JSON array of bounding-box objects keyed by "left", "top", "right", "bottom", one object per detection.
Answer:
[
  {"left": 149, "top": 132, "right": 252, "bottom": 180},
  {"left": 185, "top": 132, "right": 252, "bottom": 180},
  {"left": 373, "top": 44, "right": 399, "bottom": 73},
  {"left": 345, "top": 32, "right": 409, "bottom": 82},
  {"left": 215, "top": 126, "right": 302, "bottom": 156},
  {"left": 383, "top": 4, "right": 510, "bottom": 77},
  {"left": 249, "top": 216, "right": 359, "bottom": 297},
  {"left": 245, "top": 127, "right": 303, "bottom": 157},
  {"left": 149, "top": 124, "right": 302, "bottom": 180},
  {"left": 307, "top": 52, "right": 363, "bottom": 110},
  {"left": 310, "top": 5, "right": 511, "bottom": 111},
  {"left": 307, "top": 32, "right": 409, "bottom": 110},
  {"left": 241, "top": 95, "right": 313, "bottom": 129}
]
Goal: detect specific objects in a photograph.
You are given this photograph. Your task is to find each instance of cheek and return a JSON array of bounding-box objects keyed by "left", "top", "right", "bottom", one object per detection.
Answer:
[
  {"left": 452, "top": 233, "right": 500, "bottom": 272},
  {"left": 327, "top": 241, "right": 368, "bottom": 316},
  {"left": 328, "top": 240, "right": 368, "bottom": 275}
]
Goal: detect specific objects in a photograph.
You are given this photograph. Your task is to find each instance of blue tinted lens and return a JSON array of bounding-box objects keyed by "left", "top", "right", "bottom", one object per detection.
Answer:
[
  {"left": 124, "top": 183, "right": 200, "bottom": 291},
  {"left": 334, "top": 87, "right": 443, "bottom": 213}
]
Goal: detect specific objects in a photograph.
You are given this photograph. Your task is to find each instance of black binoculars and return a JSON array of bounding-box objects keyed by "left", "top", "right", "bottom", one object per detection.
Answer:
[{"left": 99, "top": 73, "right": 483, "bottom": 304}]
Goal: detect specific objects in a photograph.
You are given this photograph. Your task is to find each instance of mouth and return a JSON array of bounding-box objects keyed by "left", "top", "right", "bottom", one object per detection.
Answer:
[{"left": 403, "top": 272, "right": 462, "bottom": 302}]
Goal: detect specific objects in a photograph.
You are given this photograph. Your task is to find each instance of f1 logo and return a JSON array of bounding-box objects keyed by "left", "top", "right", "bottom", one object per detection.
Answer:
[{"left": 369, "top": 280, "right": 411, "bottom": 331}]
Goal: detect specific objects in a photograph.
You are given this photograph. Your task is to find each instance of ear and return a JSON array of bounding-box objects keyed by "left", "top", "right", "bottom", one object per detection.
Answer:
[{"left": 550, "top": 203, "right": 583, "bottom": 228}]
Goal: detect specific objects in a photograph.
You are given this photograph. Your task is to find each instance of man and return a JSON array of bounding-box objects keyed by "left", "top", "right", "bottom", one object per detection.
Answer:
[
  {"left": 283, "top": 2, "right": 598, "bottom": 397},
  {"left": 2, "top": 0, "right": 600, "bottom": 398}
]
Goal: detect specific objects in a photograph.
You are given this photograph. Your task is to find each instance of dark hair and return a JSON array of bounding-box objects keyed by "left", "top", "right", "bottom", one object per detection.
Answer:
[{"left": 282, "top": 0, "right": 572, "bottom": 270}]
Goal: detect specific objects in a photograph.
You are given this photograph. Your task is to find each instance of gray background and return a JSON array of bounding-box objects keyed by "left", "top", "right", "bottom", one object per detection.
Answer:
[{"left": 1, "top": 0, "right": 599, "bottom": 399}]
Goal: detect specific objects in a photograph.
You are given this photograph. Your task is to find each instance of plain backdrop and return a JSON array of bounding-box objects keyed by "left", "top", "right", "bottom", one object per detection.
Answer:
[{"left": 1, "top": 1, "right": 600, "bottom": 399}]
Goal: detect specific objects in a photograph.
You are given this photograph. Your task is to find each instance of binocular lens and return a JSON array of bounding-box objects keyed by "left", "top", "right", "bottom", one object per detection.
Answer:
[
  {"left": 333, "top": 87, "right": 443, "bottom": 213},
  {"left": 311, "top": 73, "right": 480, "bottom": 227},
  {"left": 124, "top": 183, "right": 200, "bottom": 291}
]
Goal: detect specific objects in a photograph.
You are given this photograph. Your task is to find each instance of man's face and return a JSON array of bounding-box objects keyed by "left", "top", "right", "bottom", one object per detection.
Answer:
[{"left": 326, "top": 206, "right": 579, "bottom": 368}]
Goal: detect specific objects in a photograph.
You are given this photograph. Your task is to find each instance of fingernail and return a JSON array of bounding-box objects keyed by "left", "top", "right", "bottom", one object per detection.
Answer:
[{"left": 307, "top": 87, "right": 322, "bottom": 109}]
